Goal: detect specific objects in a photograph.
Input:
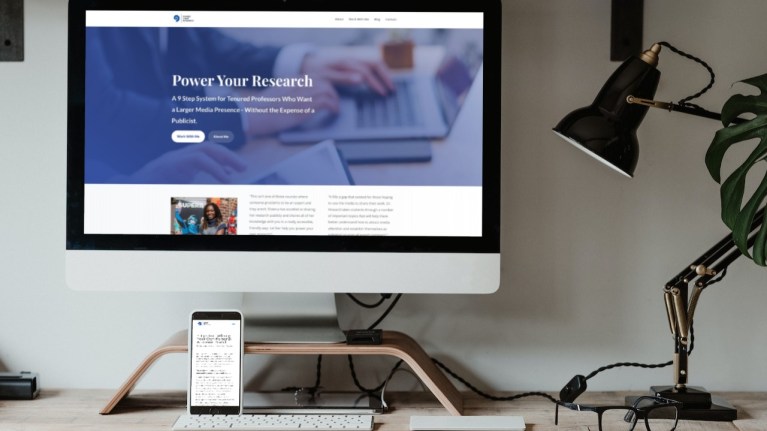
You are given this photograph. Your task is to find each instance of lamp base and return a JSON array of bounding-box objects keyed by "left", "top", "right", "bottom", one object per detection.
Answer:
[{"left": 625, "top": 386, "right": 737, "bottom": 421}]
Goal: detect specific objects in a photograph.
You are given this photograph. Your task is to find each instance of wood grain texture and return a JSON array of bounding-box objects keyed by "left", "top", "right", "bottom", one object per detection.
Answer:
[
  {"left": 4, "top": 390, "right": 766, "bottom": 431},
  {"left": 100, "top": 330, "right": 462, "bottom": 416}
]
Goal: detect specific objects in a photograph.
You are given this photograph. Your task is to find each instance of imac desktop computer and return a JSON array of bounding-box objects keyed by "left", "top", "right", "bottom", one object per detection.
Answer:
[{"left": 66, "top": 0, "right": 502, "bottom": 344}]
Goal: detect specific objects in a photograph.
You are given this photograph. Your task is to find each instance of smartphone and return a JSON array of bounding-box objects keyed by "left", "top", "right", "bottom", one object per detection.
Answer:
[{"left": 188, "top": 310, "right": 243, "bottom": 415}]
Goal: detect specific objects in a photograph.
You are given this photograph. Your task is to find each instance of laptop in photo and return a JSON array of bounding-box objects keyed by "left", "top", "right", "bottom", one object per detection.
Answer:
[{"left": 279, "top": 56, "right": 476, "bottom": 144}]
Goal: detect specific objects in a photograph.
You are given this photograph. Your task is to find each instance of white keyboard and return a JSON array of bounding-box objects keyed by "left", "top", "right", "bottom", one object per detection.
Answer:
[{"left": 172, "top": 414, "right": 375, "bottom": 430}]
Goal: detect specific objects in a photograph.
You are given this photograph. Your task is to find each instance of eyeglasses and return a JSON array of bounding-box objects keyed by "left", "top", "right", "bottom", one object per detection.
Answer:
[{"left": 555, "top": 396, "right": 682, "bottom": 431}]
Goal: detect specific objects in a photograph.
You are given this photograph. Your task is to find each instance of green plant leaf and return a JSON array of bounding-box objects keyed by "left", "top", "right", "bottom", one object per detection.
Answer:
[
  {"left": 721, "top": 95, "right": 767, "bottom": 126},
  {"left": 705, "top": 72, "right": 767, "bottom": 267},
  {"left": 754, "top": 214, "right": 767, "bottom": 266},
  {"left": 714, "top": 123, "right": 767, "bottom": 228},
  {"left": 741, "top": 74, "right": 767, "bottom": 93},
  {"left": 732, "top": 168, "right": 767, "bottom": 264},
  {"left": 705, "top": 115, "right": 767, "bottom": 183}
]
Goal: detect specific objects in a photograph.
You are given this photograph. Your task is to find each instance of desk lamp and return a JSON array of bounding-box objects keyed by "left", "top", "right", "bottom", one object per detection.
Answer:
[{"left": 554, "top": 43, "right": 766, "bottom": 421}]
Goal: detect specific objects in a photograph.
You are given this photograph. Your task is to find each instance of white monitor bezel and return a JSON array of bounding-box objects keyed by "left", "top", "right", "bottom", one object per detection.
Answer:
[{"left": 66, "top": 0, "right": 502, "bottom": 294}]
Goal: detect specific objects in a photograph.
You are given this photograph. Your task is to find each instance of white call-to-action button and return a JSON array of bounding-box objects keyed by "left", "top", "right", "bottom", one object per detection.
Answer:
[{"left": 172, "top": 130, "right": 205, "bottom": 143}]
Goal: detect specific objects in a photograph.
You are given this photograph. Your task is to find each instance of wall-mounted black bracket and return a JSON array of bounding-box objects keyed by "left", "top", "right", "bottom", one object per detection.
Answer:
[
  {"left": 611, "top": 0, "right": 643, "bottom": 62},
  {"left": 0, "top": 0, "right": 24, "bottom": 62}
]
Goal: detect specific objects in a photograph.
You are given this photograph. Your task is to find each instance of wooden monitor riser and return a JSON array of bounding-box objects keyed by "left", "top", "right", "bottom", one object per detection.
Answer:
[{"left": 100, "top": 330, "right": 463, "bottom": 415}]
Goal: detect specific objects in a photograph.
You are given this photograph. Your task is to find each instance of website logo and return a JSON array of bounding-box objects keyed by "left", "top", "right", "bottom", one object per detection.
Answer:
[{"left": 173, "top": 13, "right": 194, "bottom": 23}]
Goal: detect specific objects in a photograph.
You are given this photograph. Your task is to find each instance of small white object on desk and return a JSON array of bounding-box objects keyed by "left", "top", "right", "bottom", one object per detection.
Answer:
[{"left": 410, "top": 415, "right": 525, "bottom": 431}]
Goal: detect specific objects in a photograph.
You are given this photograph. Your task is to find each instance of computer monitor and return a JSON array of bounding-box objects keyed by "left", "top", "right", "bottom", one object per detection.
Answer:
[{"left": 66, "top": 0, "right": 501, "bottom": 342}]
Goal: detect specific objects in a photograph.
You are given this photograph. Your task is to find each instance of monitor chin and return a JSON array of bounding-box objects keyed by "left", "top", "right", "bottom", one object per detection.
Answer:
[{"left": 65, "top": 249, "right": 500, "bottom": 294}]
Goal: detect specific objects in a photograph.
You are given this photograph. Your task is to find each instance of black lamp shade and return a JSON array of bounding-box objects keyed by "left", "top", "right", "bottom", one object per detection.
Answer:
[{"left": 553, "top": 55, "right": 660, "bottom": 177}]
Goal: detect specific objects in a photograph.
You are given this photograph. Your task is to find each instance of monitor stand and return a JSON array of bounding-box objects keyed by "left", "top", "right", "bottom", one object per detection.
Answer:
[
  {"left": 99, "top": 294, "right": 464, "bottom": 416},
  {"left": 241, "top": 292, "right": 359, "bottom": 411},
  {"left": 241, "top": 293, "right": 346, "bottom": 344}
]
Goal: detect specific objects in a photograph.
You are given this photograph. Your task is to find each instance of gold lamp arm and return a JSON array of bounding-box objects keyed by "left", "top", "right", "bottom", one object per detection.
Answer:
[
  {"left": 661, "top": 207, "right": 765, "bottom": 391},
  {"left": 626, "top": 94, "right": 739, "bottom": 122},
  {"left": 626, "top": 96, "right": 673, "bottom": 111}
]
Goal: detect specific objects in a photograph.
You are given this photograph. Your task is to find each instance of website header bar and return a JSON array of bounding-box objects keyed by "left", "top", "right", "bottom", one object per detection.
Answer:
[{"left": 85, "top": 11, "right": 483, "bottom": 29}]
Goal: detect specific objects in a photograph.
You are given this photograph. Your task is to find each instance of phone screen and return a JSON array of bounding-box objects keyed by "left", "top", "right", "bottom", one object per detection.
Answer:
[{"left": 189, "top": 311, "right": 243, "bottom": 414}]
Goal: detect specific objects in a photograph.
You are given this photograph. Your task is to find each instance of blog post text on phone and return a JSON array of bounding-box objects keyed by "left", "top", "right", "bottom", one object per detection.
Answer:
[{"left": 190, "top": 316, "right": 243, "bottom": 410}]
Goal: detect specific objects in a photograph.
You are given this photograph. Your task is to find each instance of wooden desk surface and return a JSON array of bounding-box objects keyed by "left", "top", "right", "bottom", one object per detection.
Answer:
[{"left": 1, "top": 390, "right": 766, "bottom": 431}]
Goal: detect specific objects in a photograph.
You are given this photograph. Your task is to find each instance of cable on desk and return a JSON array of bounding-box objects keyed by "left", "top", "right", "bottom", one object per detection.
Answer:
[
  {"left": 287, "top": 289, "right": 686, "bottom": 408},
  {"left": 580, "top": 271, "right": 729, "bottom": 381},
  {"left": 577, "top": 267, "right": 727, "bottom": 384},
  {"left": 379, "top": 368, "right": 427, "bottom": 409},
  {"left": 432, "top": 357, "right": 558, "bottom": 404},
  {"left": 584, "top": 359, "right": 673, "bottom": 381},
  {"left": 348, "top": 355, "right": 405, "bottom": 395}
]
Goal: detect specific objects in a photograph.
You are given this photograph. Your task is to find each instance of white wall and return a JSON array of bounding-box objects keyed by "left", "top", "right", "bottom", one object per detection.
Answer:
[{"left": 1, "top": 0, "right": 766, "bottom": 397}]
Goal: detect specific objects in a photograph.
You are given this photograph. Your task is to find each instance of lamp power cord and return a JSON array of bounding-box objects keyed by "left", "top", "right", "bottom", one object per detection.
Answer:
[
  {"left": 657, "top": 41, "right": 718, "bottom": 115},
  {"left": 286, "top": 265, "right": 729, "bottom": 406}
]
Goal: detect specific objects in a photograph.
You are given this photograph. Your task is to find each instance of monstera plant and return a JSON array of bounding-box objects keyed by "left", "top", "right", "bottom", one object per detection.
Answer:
[{"left": 705, "top": 73, "right": 767, "bottom": 266}]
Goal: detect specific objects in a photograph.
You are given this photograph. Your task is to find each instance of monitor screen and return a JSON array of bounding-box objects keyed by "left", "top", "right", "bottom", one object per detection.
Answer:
[{"left": 66, "top": 0, "right": 501, "bottom": 295}]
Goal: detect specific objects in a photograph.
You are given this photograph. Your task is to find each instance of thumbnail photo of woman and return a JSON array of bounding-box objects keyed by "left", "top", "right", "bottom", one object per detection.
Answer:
[{"left": 171, "top": 197, "right": 238, "bottom": 235}]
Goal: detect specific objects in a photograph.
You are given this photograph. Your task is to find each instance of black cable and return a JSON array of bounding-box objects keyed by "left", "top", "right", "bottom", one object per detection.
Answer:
[
  {"left": 351, "top": 354, "right": 558, "bottom": 403},
  {"left": 350, "top": 287, "right": 683, "bottom": 404},
  {"left": 689, "top": 324, "right": 695, "bottom": 355},
  {"left": 577, "top": 258, "right": 732, "bottom": 382},
  {"left": 343, "top": 293, "right": 404, "bottom": 394},
  {"left": 366, "top": 293, "right": 403, "bottom": 330},
  {"left": 658, "top": 41, "right": 716, "bottom": 109},
  {"left": 345, "top": 290, "right": 660, "bottom": 404},
  {"left": 347, "top": 355, "right": 405, "bottom": 394},
  {"left": 584, "top": 360, "right": 672, "bottom": 381},
  {"left": 432, "top": 357, "right": 558, "bottom": 403},
  {"left": 700, "top": 267, "right": 728, "bottom": 290},
  {"left": 312, "top": 354, "right": 323, "bottom": 390},
  {"left": 581, "top": 312, "right": 711, "bottom": 381},
  {"left": 346, "top": 293, "right": 390, "bottom": 309},
  {"left": 292, "top": 293, "right": 399, "bottom": 394},
  {"left": 328, "top": 279, "right": 691, "bottom": 404}
]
